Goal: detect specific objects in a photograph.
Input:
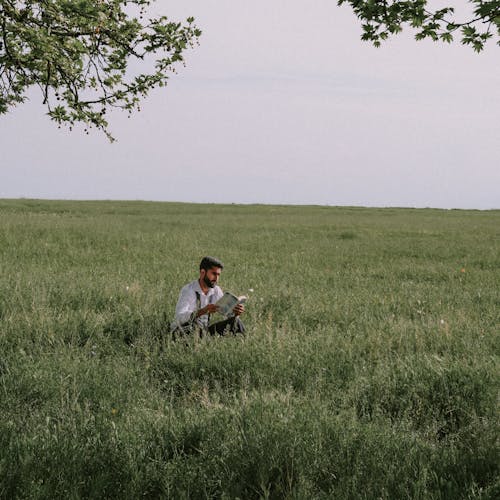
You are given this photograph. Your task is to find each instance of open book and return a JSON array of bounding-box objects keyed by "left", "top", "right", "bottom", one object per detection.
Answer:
[{"left": 215, "top": 291, "right": 247, "bottom": 316}]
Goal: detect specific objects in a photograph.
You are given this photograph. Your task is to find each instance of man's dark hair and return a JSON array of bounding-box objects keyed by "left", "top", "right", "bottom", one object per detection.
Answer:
[{"left": 199, "top": 256, "right": 224, "bottom": 271}]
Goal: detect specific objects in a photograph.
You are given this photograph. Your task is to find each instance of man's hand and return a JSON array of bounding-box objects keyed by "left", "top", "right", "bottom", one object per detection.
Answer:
[
  {"left": 196, "top": 304, "right": 219, "bottom": 317},
  {"left": 233, "top": 303, "right": 245, "bottom": 316}
]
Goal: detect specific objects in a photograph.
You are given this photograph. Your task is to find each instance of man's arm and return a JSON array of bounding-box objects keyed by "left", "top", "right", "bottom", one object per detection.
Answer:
[
  {"left": 197, "top": 287, "right": 221, "bottom": 317},
  {"left": 197, "top": 304, "right": 219, "bottom": 317},
  {"left": 174, "top": 285, "right": 197, "bottom": 324},
  {"left": 175, "top": 285, "right": 219, "bottom": 323}
]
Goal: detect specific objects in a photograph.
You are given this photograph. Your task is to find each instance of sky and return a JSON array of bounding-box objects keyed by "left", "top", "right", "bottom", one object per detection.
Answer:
[{"left": 1, "top": 0, "right": 499, "bottom": 209}]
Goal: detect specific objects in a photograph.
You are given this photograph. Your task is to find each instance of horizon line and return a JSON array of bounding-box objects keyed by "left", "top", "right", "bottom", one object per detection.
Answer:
[{"left": 1, "top": 197, "right": 498, "bottom": 212}]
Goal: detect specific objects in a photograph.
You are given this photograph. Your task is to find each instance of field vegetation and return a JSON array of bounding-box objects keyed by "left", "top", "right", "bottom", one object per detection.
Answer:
[{"left": 0, "top": 199, "right": 498, "bottom": 499}]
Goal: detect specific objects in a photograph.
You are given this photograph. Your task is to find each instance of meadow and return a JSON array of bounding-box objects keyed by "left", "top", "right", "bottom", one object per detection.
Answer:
[{"left": 0, "top": 199, "right": 498, "bottom": 499}]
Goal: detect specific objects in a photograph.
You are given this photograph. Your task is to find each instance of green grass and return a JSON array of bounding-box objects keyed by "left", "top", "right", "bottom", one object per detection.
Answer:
[{"left": 0, "top": 199, "right": 498, "bottom": 499}]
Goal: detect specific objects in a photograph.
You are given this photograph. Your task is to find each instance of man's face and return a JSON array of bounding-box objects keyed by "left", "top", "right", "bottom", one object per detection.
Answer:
[{"left": 201, "top": 266, "right": 222, "bottom": 288}]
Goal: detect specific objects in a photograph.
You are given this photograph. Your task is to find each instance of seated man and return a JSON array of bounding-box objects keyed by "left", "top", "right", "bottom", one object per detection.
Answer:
[{"left": 170, "top": 256, "right": 245, "bottom": 337}]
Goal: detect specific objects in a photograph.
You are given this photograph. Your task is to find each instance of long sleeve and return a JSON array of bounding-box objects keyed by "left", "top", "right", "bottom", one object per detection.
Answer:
[
  {"left": 172, "top": 282, "right": 224, "bottom": 332},
  {"left": 174, "top": 284, "right": 197, "bottom": 324}
]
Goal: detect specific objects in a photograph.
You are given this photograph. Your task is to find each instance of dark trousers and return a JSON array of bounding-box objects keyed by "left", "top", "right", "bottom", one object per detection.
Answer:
[
  {"left": 208, "top": 316, "right": 246, "bottom": 336},
  {"left": 172, "top": 316, "right": 245, "bottom": 339}
]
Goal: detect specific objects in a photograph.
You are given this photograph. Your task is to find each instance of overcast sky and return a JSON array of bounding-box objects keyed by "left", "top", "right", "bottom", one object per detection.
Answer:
[{"left": 1, "top": 0, "right": 499, "bottom": 209}]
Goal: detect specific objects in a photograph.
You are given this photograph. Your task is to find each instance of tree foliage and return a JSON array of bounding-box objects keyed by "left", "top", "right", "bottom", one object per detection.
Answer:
[
  {"left": 338, "top": 0, "right": 500, "bottom": 51},
  {"left": 0, "top": 0, "right": 201, "bottom": 140},
  {"left": 1, "top": 2, "right": 498, "bottom": 141}
]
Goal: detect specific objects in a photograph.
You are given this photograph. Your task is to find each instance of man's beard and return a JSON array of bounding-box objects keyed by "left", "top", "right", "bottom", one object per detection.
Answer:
[{"left": 203, "top": 275, "right": 216, "bottom": 288}]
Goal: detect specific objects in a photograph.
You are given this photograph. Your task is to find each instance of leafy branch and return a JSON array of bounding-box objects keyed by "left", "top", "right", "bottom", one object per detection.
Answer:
[
  {"left": 337, "top": 0, "right": 500, "bottom": 51},
  {"left": 0, "top": 0, "right": 201, "bottom": 141}
]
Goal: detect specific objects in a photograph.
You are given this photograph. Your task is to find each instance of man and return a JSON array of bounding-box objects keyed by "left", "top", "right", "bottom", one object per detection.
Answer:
[{"left": 171, "top": 256, "right": 245, "bottom": 337}]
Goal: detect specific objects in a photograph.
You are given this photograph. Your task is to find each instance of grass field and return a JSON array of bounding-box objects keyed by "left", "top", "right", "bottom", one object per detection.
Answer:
[{"left": 0, "top": 199, "right": 498, "bottom": 499}]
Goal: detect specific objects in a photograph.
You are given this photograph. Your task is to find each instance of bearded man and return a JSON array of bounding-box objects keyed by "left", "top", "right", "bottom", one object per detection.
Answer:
[{"left": 171, "top": 256, "right": 245, "bottom": 337}]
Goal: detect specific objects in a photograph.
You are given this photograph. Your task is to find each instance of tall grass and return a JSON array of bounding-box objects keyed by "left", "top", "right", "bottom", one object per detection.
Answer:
[{"left": 0, "top": 199, "right": 498, "bottom": 498}]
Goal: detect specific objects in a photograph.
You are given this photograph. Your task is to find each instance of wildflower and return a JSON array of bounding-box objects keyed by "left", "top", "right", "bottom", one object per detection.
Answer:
[
  {"left": 460, "top": 268, "right": 466, "bottom": 273},
  {"left": 111, "top": 408, "right": 118, "bottom": 416},
  {"left": 440, "top": 319, "right": 445, "bottom": 325},
  {"left": 248, "top": 288, "right": 254, "bottom": 293}
]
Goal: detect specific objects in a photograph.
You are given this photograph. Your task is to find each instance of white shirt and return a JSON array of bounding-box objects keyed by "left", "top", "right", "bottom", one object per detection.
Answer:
[{"left": 172, "top": 279, "right": 223, "bottom": 330}]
